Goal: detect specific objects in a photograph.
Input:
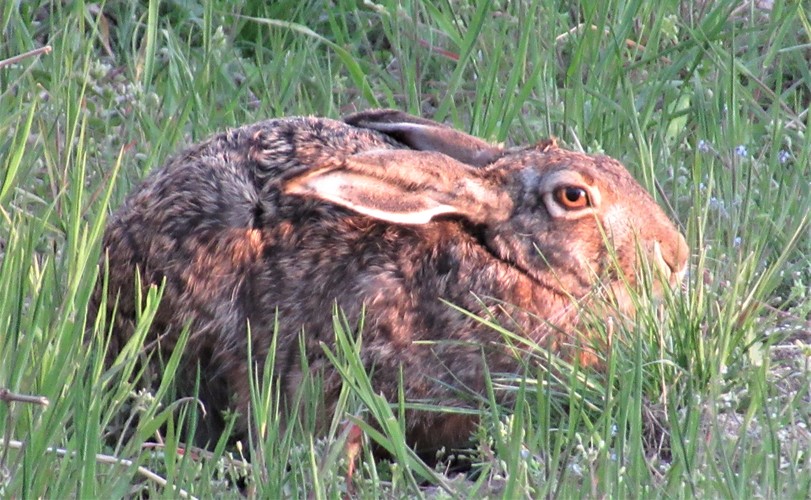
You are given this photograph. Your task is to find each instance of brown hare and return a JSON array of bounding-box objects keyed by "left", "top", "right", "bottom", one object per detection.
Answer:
[{"left": 93, "top": 109, "right": 689, "bottom": 456}]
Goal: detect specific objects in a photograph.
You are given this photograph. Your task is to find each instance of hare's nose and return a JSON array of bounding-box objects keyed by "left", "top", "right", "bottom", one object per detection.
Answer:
[{"left": 654, "top": 233, "right": 689, "bottom": 282}]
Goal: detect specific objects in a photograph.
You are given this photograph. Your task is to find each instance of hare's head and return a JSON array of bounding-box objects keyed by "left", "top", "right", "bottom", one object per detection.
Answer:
[
  {"left": 285, "top": 110, "right": 688, "bottom": 316},
  {"left": 479, "top": 142, "right": 689, "bottom": 312}
]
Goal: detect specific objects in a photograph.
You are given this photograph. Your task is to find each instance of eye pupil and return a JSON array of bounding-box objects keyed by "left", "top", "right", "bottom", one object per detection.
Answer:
[{"left": 553, "top": 186, "right": 590, "bottom": 209}]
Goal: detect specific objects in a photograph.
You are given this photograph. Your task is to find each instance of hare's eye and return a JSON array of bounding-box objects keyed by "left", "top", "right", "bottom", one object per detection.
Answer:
[{"left": 553, "top": 186, "right": 590, "bottom": 210}]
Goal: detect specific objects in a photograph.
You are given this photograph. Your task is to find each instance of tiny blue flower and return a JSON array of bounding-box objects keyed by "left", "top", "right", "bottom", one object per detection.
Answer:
[
  {"left": 778, "top": 150, "right": 790, "bottom": 164},
  {"left": 733, "top": 236, "right": 742, "bottom": 248},
  {"left": 734, "top": 145, "right": 748, "bottom": 158},
  {"left": 698, "top": 139, "right": 710, "bottom": 153}
]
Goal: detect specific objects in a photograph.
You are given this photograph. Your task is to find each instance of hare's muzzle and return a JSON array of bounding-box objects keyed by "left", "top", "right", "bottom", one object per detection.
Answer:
[{"left": 652, "top": 232, "right": 690, "bottom": 287}]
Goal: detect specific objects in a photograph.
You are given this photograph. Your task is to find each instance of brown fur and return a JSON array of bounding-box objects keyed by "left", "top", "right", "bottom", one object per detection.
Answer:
[{"left": 92, "top": 110, "right": 689, "bottom": 455}]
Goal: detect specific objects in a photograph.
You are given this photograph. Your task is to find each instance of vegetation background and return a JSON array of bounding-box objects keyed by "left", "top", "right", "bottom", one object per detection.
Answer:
[{"left": 1, "top": 0, "right": 809, "bottom": 497}]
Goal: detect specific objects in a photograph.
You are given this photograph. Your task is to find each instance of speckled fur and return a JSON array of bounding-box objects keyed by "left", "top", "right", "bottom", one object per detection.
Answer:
[{"left": 92, "top": 110, "right": 688, "bottom": 455}]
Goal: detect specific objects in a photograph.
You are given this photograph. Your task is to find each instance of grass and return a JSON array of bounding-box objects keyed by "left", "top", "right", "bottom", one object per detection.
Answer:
[{"left": 1, "top": 0, "right": 809, "bottom": 497}]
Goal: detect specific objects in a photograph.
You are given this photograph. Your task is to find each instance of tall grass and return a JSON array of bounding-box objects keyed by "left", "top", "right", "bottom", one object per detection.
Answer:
[{"left": 1, "top": 0, "right": 809, "bottom": 497}]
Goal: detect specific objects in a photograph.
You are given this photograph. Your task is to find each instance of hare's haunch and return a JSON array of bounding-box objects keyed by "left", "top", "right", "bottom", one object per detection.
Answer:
[{"left": 94, "top": 109, "right": 688, "bottom": 454}]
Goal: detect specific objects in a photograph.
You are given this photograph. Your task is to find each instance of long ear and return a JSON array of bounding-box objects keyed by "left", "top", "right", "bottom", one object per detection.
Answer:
[
  {"left": 283, "top": 149, "right": 513, "bottom": 225},
  {"left": 343, "top": 109, "right": 504, "bottom": 167}
]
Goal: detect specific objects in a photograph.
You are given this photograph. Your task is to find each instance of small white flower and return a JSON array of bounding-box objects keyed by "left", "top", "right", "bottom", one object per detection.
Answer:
[
  {"left": 735, "top": 145, "right": 748, "bottom": 157},
  {"left": 778, "top": 150, "right": 790, "bottom": 164}
]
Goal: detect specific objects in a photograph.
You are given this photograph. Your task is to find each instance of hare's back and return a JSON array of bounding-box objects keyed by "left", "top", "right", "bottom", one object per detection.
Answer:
[{"left": 107, "top": 116, "right": 401, "bottom": 238}]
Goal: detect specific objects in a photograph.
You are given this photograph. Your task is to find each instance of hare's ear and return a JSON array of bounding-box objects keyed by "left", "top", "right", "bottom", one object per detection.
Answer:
[
  {"left": 343, "top": 109, "right": 504, "bottom": 167},
  {"left": 283, "top": 149, "right": 513, "bottom": 225}
]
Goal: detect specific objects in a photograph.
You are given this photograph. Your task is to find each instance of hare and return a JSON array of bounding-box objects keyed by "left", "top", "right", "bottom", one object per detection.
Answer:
[{"left": 93, "top": 109, "right": 689, "bottom": 456}]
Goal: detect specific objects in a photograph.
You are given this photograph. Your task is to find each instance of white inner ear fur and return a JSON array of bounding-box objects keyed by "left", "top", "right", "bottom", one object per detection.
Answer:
[
  {"left": 341, "top": 201, "right": 458, "bottom": 225},
  {"left": 285, "top": 170, "right": 459, "bottom": 225},
  {"left": 361, "top": 121, "right": 432, "bottom": 135},
  {"left": 540, "top": 170, "right": 601, "bottom": 219}
]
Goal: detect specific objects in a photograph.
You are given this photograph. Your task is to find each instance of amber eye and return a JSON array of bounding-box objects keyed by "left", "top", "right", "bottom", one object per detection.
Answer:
[{"left": 553, "top": 186, "right": 590, "bottom": 210}]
